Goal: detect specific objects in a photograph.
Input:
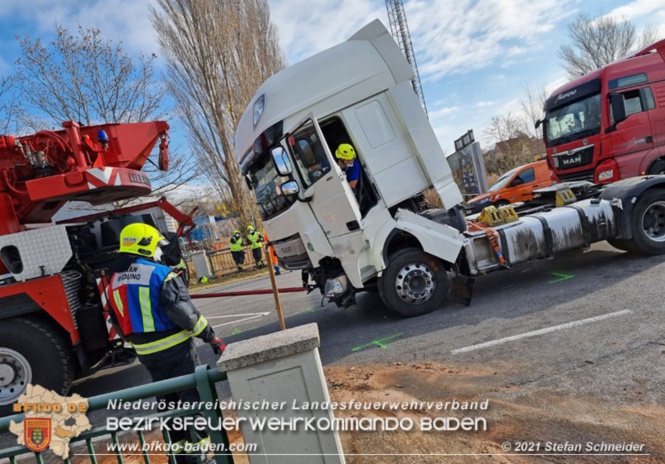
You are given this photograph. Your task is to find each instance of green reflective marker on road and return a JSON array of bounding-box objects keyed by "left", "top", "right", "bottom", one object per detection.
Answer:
[
  {"left": 352, "top": 333, "right": 403, "bottom": 352},
  {"left": 231, "top": 328, "right": 246, "bottom": 335},
  {"left": 549, "top": 272, "right": 575, "bottom": 284}
]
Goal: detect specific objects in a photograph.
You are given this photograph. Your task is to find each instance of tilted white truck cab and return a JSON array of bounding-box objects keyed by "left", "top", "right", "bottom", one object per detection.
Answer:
[{"left": 235, "top": 20, "right": 665, "bottom": 317}]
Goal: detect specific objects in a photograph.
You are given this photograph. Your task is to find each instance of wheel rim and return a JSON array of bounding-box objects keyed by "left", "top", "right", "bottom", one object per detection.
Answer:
[
  {"left": 641, "top": 201, "right": 665, "bottom": 242},
  {"left": 0, "top": 348, "right": 32, "bottom": 404},
  {"left": 395, "top": 262, "right": 436, "bottom": 304}
]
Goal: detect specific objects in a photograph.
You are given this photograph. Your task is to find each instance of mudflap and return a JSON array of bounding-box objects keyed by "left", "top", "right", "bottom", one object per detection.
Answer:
[{"left": 449, "top": 275, "right": 475, "bottom": 306}]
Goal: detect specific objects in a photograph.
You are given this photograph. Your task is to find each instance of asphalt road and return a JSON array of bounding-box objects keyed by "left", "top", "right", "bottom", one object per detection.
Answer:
[
  {"left": 2, "top": 241, "right": 664, "bottom": 455},
  {"left": 74, "top": 241, "right": 664, "bottom": 412}
]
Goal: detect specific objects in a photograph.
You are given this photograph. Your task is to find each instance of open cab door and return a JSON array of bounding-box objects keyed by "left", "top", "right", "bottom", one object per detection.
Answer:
[
  {"left": 279, "top": 115, "right": 363, "bottom": 239},
  {"left": 276, "top": 115, "right": 368, "bottom": 288}
]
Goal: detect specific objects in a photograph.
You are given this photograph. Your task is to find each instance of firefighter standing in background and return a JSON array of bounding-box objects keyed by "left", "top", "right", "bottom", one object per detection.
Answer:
[
  {"left": 247, "top": 225, "right": 265, "bottom": 268},
  {"left": 229, "top": 229, "right": 245, "bottom": 271},
  {"left": 107, "top": 223, "right": 225, "bottom": 463},
  {"left": 264, "top": 233, "right": 281, "bottom": 275}
]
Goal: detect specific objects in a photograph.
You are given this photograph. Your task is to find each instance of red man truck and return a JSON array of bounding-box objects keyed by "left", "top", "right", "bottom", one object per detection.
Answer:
[{"left": 538, "top": 39, "right": 665, "bottom": 184}]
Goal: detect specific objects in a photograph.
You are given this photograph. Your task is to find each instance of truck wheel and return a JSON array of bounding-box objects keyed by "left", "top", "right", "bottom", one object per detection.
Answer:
[
  {"left": 378, "top": 248, "right": 449, "bottom": 317},
  {"left": 494, "top": 200, "right": 509, "bottom": 208},
  {"left": 626, "top": 189, "right": 665, "bottom": 255},
  {"left": 647, "top": 160, "right": 665, "bottom": 175},
  {"left": 0, "top": 318, "right": 73, "bottom": 415}
]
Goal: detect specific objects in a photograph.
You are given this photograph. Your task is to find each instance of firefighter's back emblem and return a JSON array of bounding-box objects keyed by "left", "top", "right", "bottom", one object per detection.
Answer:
[{"left": 25, "top": 418, "right": 51, "bottom": 453}]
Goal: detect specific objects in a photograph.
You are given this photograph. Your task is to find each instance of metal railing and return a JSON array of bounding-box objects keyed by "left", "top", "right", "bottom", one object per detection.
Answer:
[
  {"left": 0, "top": 366, "right": 234, "bottom": 464},
  {"left": 206, "top": 246, "right": 262, "bottom": 276}
]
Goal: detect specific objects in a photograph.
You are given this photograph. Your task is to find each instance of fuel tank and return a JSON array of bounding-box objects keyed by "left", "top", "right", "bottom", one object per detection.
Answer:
[{"left": 464, "top": 199, "right": 616, "bottom": 274}]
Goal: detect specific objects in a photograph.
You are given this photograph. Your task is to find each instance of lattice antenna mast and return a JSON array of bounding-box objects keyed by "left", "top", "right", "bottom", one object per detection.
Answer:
[{"left": 385, "top": 0, "right": 428, "bottom": 117}]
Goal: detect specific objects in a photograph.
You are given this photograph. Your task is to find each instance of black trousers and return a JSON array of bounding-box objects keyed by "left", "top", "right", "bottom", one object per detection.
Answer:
[
  {"left": 251, "top": 247, "right": 263, "bottom": 263},
  {"left": 138, "top": 339, "right": 206, "bottom": 462},
  {"left": 231, "top": 250, "right": 245, "bottom": 265}
]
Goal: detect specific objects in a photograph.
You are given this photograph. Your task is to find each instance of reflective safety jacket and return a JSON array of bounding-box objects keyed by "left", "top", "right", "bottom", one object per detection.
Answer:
[
  {"left": 108, "top": 256, "right": 215, "bottom": 356},
  {"left": 247, "top": 230, "right": 263, "bottom": 249},
  {"left": 229, "top": 234, "right": 244, "bottom": 252}
]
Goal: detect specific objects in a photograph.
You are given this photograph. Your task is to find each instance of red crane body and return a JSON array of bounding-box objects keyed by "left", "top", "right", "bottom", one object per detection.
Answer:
[{"left": 0, "top": 120, "right": 194, "bottom": 411}]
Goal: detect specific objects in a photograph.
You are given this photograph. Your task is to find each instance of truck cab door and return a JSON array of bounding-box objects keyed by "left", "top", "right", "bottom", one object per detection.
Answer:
[
  {"left": 282, "top": 115, "right": 363, "bottom": 240},
  {"left": 606, "top": 87, "right": 655, "bottom": 176}
]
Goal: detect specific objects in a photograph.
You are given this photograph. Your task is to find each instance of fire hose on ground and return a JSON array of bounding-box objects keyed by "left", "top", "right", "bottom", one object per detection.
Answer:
[{"left": 190, "top": 247, "right": 305, "bottom": 330}]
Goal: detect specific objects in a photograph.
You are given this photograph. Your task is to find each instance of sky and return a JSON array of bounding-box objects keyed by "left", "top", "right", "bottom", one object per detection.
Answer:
[{"left": 0, "top": 0, "right": 664, "bottom": 155}]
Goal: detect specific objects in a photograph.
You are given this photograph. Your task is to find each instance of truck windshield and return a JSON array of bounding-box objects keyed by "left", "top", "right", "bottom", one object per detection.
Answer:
[
  {"left": 544, "top": 93, "right": 601, "bottom": 147},
  {"left": 245, "top": 150, "right": 291, "bottom": 221}
]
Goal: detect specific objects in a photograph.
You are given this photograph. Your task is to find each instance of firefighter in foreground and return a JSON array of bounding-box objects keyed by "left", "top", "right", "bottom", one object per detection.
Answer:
[
  {"left": 247, "top": 225, "right": 265, "bottom": 268},
  {"left": 107, "top": 223, "right": 225, "bottom": 462}
]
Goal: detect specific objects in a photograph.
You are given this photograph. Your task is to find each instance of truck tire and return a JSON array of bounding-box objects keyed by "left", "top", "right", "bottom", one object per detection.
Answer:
[
  {"left": 0, "top": 318, "right": 73, "bottom": 416},
  {"left": 494, "top": 200, "right": 510, "bottom": 208},
  {"left": 378, "top": 248, "right": 449, "bottom": 317},
  {"left": 647, "top": 160, "right": 665, "bottom": 175},
  {"left": 626, "top": 189, "right": 665, "bottom": 255}
]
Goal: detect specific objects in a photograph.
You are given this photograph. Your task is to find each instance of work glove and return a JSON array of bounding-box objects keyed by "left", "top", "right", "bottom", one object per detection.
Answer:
[{"left": 210, "top": 338, "right": 226, "bottom": 356}]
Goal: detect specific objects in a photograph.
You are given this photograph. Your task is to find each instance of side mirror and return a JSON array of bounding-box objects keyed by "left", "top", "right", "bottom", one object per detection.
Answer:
[
  {"left": 509, "top": 178, "right": 524, "bottom": 187},
  {"left": 609, "top": 93, "right": 626, "bottom": 125},
  {"left": 271, "top": 146, "right": 292, "bottom": 175},
  {"left": 280, "top": 180, "right": 300, "bottom": 196},
  {"left": 534, "top": 119, "right": 542, "bottom": 130}
]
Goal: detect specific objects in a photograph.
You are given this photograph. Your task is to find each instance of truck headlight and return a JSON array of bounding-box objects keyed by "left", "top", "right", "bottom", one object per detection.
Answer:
[
  {"left": 597, "top": 169, "right": 615, "bottom": 182},
  {"left": 325, "top": 275, "right": 348, "bottom": 297}
]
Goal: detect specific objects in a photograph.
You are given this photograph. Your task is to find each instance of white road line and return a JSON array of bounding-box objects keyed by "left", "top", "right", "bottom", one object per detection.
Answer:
[
  {"left": 212, "top": 313, "right": 270, "bottom": 328},
  {"left": 206, "top": 312, "right": 271, "bottom": 319},
  {"left": 451, "top": 310, "right": 632, "bottom": 355}
]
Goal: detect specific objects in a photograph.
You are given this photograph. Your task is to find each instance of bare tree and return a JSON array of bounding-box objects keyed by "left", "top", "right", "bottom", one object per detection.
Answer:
[
  {"left": 14, "top": 25, "right": 165, "bottom": 125},
  {"left": 0, "top": 76, "right": 20, "bottom": 134},
  {"left": 559, "top": 13, "right": 662, "bottom": 79},
  {"left": 519, "top": 82, "right": 548, "bottom": 139},
  {"left": 12, "top": 24, "right": 195, "bottom": 198},
  {"left": 483, "top": 113, "right": 544, "bottom": 175},
  {"left": 637, "top": 23, "right": 662, "bottom": 50},
  {"left": 150, "top": 0, "right": 285, "bottom": 228}
]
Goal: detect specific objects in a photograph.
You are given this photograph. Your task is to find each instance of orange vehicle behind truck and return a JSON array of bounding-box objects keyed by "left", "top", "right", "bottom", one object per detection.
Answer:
[{"left": 465, "top": 160, "right": 556, "bottom": 214}]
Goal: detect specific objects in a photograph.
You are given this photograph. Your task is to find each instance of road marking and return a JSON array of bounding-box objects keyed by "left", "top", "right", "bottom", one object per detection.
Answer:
[
  {"left": 451, "top": 310, "right": 632, "bottom": 355},
  {"left": 352, "top": 334, "right": 403, "bottom": 352},
  {"left": 212, "top": 313, "right": 270, "bottom": 328},
  {"left": 549, "top": 272, "right": 575, "bottom": 283},
  {"left": 206, "top": 312, "right": 271, "bottom": 319}
]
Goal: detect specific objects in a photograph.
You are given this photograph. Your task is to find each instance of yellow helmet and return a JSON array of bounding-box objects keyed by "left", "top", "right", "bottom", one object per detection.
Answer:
[
  {"left": 335, "top": 143, "right": 356, "bottom": 161},
  {"left": 119, "top": 223, "right": 168, "bottom": 257},
  {"left": 247, "top": 225, "right": 255, "bottom": 232}
]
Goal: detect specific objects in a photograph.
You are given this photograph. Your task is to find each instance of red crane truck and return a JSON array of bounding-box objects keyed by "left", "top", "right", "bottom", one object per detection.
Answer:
[
  {"left": 0, "top": 121, "right": 194, "bottom": 414},
  {"left": 539, "top": 39, "right": 665, "bottom": 184}
]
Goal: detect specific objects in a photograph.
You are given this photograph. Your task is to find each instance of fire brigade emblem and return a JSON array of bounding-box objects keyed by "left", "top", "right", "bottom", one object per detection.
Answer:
[{"left": 24, "top": 418, "right": 51, "bottom": 452}]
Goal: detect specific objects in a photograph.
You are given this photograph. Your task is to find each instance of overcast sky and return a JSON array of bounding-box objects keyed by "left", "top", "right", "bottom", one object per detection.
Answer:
[{"left": 1, "top": 0, "right": 664, "bottom": 153}]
